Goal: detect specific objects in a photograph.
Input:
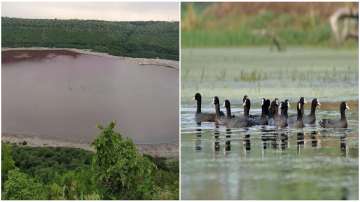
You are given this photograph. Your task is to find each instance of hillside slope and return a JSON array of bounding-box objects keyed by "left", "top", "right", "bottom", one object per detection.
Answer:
[{"left": 2, "top": 17, "right": 179, "bottom": 60}]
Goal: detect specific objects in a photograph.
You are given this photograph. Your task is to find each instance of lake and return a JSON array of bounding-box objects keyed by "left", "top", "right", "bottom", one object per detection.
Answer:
[{"left": 2, "top": 49, "right": 179, "bottom": 145}]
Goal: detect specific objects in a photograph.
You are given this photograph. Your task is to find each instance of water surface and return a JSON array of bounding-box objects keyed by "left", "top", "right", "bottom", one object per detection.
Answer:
[
  {"left": 181, "top": 103, "right": 358, "bottom": 200},
  {"left": 2, "top": 49, "right": 179, "bottom": 144}
]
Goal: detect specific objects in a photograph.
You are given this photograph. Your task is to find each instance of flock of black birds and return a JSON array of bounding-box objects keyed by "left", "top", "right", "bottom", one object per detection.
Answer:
[{"left": 194, "top": 93, "right": 350, "bottom": 129}]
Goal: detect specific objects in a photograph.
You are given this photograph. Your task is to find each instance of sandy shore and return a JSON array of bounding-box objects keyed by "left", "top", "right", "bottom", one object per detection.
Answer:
[
  {"left": 2, "top": 47, "right": 179, "bottom": 70},
  {"left": 2, "top": 133, "right": 178, "bottom": 158}
]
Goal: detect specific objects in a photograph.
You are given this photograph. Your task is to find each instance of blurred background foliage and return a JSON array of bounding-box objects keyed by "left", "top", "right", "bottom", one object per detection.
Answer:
[{"left": 181, "top": 2, "right": 358, "bottom": 48}]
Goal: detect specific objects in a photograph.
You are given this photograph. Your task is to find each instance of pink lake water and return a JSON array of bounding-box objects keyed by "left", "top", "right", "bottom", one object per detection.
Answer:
[{"left": 2, "top": 49, "right": 179, "bottom": 144}]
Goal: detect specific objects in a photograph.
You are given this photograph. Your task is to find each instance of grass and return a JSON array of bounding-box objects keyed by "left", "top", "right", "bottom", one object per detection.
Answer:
[
  {"left": 181, "top": 47, "right": 358, "bottom": 104},
  {"left": 181, "top": 3, "right": 357, "bottom": 49}
]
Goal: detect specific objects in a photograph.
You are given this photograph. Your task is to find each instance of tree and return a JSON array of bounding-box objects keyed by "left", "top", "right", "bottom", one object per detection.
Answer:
[
  {"left": 4, "top": 169, "right": 47, "bottom": 200},
  {"left": 92, "top": 121, "right": 155, "bottom": 199},
  {"left": 1, "top": 143, "right": 15, "bottom": 182}
]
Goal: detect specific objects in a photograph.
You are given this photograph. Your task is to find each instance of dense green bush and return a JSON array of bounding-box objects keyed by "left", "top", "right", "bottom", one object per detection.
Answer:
[
  {"left": 2, "top": 17, "right": 179, "bottom": 60},
  {"left": 1, "top": 143, "right": 15, "bottom": 182},
  {"left": 145, "top": 155, "right": 179, "bottom": 199},
  {"left": 1, "top": 122, "right": 178, "bottom": 200},
  {"left": 4, "top": 169, "right": 47, "bottom": 200},
  {"left": 92, "top": 122, "right": 155, "bottom": 199}
]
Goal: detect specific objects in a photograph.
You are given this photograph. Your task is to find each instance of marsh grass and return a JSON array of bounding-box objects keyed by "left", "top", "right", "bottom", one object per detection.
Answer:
[
  {"left": 181, "top": 4, "right": 357, "bottom": 48},
  {"left": 181, "top": 48, "right": 358, "bottom": 104}
]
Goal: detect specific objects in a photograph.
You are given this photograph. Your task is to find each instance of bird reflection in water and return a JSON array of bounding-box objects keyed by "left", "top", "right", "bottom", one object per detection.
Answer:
[
  {"left": 310, "top": 130, "right": 320, "bottom": 148},
  {"left": 214, "top": 125, "right": 221, "bottom": 152},
  {"left": 271, "top": 131, "right": 279, "bottom": 150},
  {"left": 261, "top": 128, "right": 274, "bottom": 150},
  {"left": 297, "top": 132, "right": 305, "bottom": 154},
  {"left": 244, "top": 134, "right": 251, "bottom": 152},
  {"left": 340, "top": 134, "right": 348, "bottom": 157},
  {"left": 225, "top": 128, "right": 232, "bottom": 152},
  {"left": 195, "top": 124, "right": 202, "bottom": 151},
  {"left": 280, "top": 132, "right": 288, "bottom": 150}
]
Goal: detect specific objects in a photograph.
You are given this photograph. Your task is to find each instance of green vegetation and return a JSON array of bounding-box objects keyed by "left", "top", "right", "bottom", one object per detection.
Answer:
[
  {"left": 2, "top": 17, "right": 179, "bottom": 60},
  {"left": 1, "top": 122, "right": 179, "bottom": 200},
  {"left": 181, "top": 48, "right": 358, "bottom": 103},
  {"left": 181, "top": 3, "right": 357, "bottom": 48},
  {"left": 1, "top": 143, "right": 15, "bottom": 182},
  {"left": 92, "top": 122, "right": 155, "bottom": 199}
]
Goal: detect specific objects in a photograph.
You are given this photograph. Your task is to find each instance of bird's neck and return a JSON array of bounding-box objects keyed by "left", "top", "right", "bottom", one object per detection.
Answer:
[
  {"left": 215, "top": 104, "right": 221, "bottom": 116},
  {"left": 297, "top": 106, "right": 303, "bottom": 121},
  {"left": 226, "top": 107, "right": 232, "bottom": 118},
  {"left": 341, "top": 110, "right": 346, "bottom": 120},
  {"left": 262, "top": 106, "right": 267, "bottom": 116},
  {"left": 310, "top": 105, "right": 316, "bottom": 115},
  {"left": 196, "top": 100, "right": 201, "bottom": 113},
  {"left": 244, "top": 107, "right": 250, "bottom": 116},
  {"left": 270, "top": 107, "right": 277, "bottom": 117},
  {"left": 273, "top": 108, "right": 279, "bottom": 117}
]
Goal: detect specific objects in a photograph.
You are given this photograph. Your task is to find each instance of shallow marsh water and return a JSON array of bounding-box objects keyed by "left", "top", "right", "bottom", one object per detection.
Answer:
[
  {"left": 181, "top": 47, "right": 358, "bottom": 199},
  {"left": 2, "top": 49, "right": 179, "bottom": 144},
  {"left": 181, "top": 103, "right": 358, "bottom": 199}
]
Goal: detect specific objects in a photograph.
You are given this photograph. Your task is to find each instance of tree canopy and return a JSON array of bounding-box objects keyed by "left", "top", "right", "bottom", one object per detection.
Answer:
[{"left": 2, "top": 17, "right": 179, "bottom": 60}]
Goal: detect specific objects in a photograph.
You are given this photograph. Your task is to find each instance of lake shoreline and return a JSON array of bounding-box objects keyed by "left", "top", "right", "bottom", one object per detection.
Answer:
[
  {"left": 2, "top": 133, "right": 178, "bottom": 158},
  {"left": 2, "top": 47, "right": 179, "bottom": 70}
]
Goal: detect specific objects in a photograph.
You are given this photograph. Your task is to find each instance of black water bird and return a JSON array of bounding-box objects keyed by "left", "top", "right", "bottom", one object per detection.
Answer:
[
  {"left": 319, "top": 101, "right": 349, "bottom": 128},
  {"left": 303, "top": 98, "right": 320, "bottom": 125},
  {"left": 269, "top": 98, "right": 280, "bottom": 118},
  {"left": 274, "top": 100, "right": 289, "bottom": 128},
  {"left": 253, "top": 98, "right": 271, "bottom": 125},
  {"left": 212, "top": 96, "right": 226, "bottom": 124},
  {"left": 221, "top": 99, "right": 255, "bottom": 128},
  {"left": 194, "top": 93, "right": 223, "bottom": 124},
  {"left": 288, "top": 97, "right": 305, "bottom": 128}
]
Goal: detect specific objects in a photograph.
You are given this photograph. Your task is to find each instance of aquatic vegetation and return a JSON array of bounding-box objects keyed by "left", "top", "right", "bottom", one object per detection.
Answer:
[{"left": 181, "top": 48, "right": 358, "bottom": 103}]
